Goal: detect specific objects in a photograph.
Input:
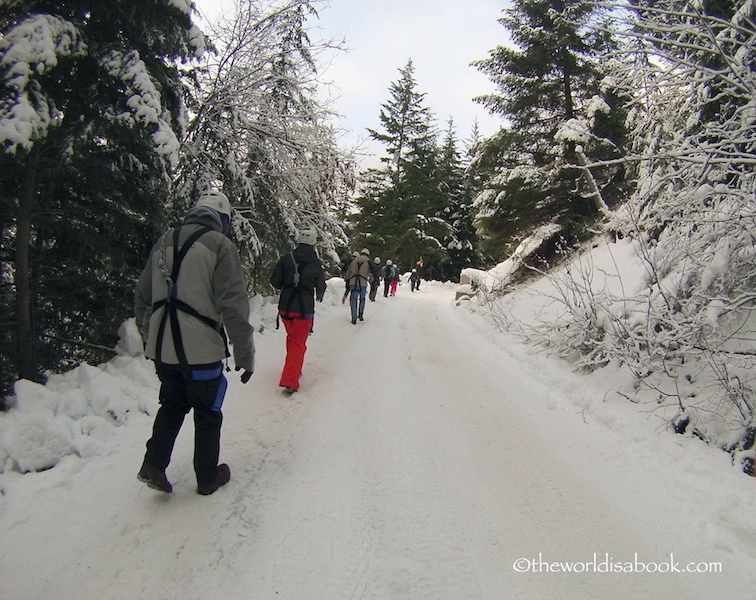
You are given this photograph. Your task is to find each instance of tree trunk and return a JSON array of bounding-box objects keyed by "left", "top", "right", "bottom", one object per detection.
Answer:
[
  {"left": 575, "top": 146, "right": 613, "bottom": 217},
  {"left": 14, "top": 147, "right": 40, "bottom": 383}
]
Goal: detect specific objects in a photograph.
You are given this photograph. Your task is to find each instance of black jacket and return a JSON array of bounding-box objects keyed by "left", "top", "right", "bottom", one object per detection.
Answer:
[{"left": 270, "top": 244, "right": 327, "bottom": 317}]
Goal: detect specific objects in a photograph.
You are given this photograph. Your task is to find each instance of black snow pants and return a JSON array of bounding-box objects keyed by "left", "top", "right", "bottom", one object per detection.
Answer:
[{"left": 143, "top": 362, "right": 227, "bottom": 487}]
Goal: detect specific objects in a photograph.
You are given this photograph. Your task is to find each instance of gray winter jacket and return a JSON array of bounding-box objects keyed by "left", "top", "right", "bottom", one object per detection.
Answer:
[
  {"left": 134, "top": 211, "right": 255, "bottom": 372},
  {"left": 345, "top": 254, "right": 371, "bottom": 290}
]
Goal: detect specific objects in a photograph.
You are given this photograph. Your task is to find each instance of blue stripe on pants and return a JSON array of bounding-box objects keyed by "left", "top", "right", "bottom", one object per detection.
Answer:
[{"left": 191, "top": 365, "right": 226, "bottom": 413}]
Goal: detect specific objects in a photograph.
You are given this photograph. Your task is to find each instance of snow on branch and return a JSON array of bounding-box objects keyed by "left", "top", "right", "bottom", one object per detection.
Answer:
[
  {"left": 0, "top": 14, "right": 85, "bottom": 152},
  {"left": 99, "top": 49, "right": 180, "bottom": 165}
]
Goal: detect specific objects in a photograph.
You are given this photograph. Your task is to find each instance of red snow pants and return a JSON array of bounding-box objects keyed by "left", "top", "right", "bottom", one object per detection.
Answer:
[{"left": 279, "top": 312, "right": 312, "bottom": 390}]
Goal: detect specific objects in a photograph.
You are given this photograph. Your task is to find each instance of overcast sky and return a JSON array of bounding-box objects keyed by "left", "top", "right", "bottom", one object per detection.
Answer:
[{"left": 192, "top": 0, "right": 511, "bottom": 169}]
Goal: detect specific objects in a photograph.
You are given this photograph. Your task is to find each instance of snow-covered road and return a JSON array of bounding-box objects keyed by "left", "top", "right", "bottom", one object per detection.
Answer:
[{"left": 1, "top": 284, "right": 752, "bottom": 599}]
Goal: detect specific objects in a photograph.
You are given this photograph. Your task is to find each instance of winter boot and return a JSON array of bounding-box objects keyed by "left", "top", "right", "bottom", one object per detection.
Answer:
[
  {"left": 197, "top": 463, "right": 231, "bottom": 496},
  {"left": 137, "top": 463, "right": 172, "bottom": 493}
]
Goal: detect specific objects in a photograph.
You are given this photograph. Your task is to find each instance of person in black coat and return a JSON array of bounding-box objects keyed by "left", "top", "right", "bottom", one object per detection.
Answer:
[
  {"left": 409, "top": 268, "right": 421, "bottom": 292},
  {"left": 369, "top": 256, "right": 381, "bottom": 301},
  {"left": 270, "top": 229, "right": 327, "bottom": 393}
]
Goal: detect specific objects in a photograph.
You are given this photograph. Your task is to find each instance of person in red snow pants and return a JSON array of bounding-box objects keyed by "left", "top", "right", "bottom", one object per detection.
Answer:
[
  {"left": 279, "top": 313, "right": 313, "bottom": 389},
  {"left": 389, "top": 275, "right": 399, "bottom": 296},
  {"left": 269, "top": 228, "right": 327, "bottom": 393}
]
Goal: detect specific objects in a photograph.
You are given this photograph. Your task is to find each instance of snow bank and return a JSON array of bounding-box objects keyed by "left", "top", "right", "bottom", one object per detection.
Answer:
[
  {"left": 461, "top": 223, "right": 563, "bottom": 292},
  {"left": 0, "top": 321, "right": 159, "bottom": 474},
  {"left": 464, "top": 231, "right": 756, "bottom": 460},
  {"left": 0, "top": 319, "right": 215, "bottom": 472}
]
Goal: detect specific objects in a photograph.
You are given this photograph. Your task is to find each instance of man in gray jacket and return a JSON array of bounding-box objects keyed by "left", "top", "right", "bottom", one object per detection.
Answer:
[
  {"left": 345, "top": 248, "right": 371, "bottom": 324},
  {"left": 134, "top": 190, "right": 254, "bottom": 495}
]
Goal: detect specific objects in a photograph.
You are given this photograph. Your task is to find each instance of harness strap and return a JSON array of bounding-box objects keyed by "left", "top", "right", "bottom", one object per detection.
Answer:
[
  {"left": 281, "top": 253, "right": 307, "bottom": 321},
  {"left": 153, "top": 226, "right": 229, "bottom": 372},
  {"left": 276, "top": 254, "right": 315, "bottom": 333}
]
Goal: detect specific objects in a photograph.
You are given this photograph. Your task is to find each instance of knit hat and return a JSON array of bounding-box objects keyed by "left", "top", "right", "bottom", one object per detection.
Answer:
[
  {"left": 298, "top": 228, "right": 317, "bottom": 245},
  {"left": 360, "top": 248, "right": 370, "bottom": 256}
]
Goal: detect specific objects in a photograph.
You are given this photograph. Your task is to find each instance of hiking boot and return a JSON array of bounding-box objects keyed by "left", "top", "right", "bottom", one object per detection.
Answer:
[
  {"left": 197, "top": 463, "right": 231, "bottom": 495},
  {"left": 137, "top": 463, "right": 172, "bottom": 493}
]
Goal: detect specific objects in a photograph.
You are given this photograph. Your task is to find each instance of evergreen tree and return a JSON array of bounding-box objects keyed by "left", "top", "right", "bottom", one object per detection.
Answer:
[
  {"left": 354, "top": 59, "right": 450, "bottom": 274},
  {"left": 0, "top": 0, "right": 204, "bottom": 394},
  {"left": 435, "top": 119, "right": 480, "bottom": 280},
  {"left": 470, "top": 0, "right": 626, "bottom": 259}
]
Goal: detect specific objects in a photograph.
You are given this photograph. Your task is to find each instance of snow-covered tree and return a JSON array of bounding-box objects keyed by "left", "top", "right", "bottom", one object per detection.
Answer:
[
  {"left": 0, "top": 0, "right": 205, "bottom": 395},
  {"left": 604, "top": 0, "right": 756, "bottom": 456},
  {"left": 435, "top": 119, "right": 481, "bottom": 280},
  {"left": 506, "top": 0, "right": 756, "bottom": 465},
  {"left": 353, "top": 59, "right": 469, "bottom": 275},
  {"left": 471, "top": 0, "right": 627, "bottom": 259},
  {"left": 174, "top": 0, "right": 353, "bottom": 287}
]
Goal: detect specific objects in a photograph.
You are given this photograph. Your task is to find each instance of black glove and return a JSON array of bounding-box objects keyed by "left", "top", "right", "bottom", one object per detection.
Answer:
[{"left": 235, "top": 365, "right": 253, "bottom": 383}]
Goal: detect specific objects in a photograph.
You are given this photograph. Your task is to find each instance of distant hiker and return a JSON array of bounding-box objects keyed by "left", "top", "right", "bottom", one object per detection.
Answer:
[
  {"left": 414, "top": 258, "right": 424, "bottom": 290},
  {"left": 382, "top": 259, "right": 395, "bottom": 298},
  {"left": 270, "top": 228, "right": 327, "bottom": 394},
  {"left": 345, "top": 248, "right": 371, "bottom": 323},
  {"left": 409, "top": 268, "right": 421, "bottom": 292},
  {"left": 369, "top": 256, "right": 382, "bottom": 301},
  {"left": 341, "top": 251, "right": 358, "bottom": 304},
  {"left": 389, "top": 264, "right": 400, "bottom": 297},
  {"left": 134, "top": 190, "right": 254, "bottom": 496}
]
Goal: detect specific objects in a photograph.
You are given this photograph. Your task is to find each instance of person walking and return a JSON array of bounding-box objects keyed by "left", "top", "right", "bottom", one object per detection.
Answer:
[
  {"left": 382, "top": 259, "right": 395, "bottom": 298},
  {"left": 134, "top": 189, "right": 255, "bottom": 496},
  {"left": 345, "top": 248, "right": 371, "bottom": 323},
  {"left": 414, "top": 258, "right": 424, "bottom": 290},
  {"left": 369, "top": 256, "right": 381, "bottom": 301},
  {"left": 340, "top": 251, "right": 357, "bottom": 304},
  {"left": 409, "top": 268, "right": 421, "bottom": 292},
  {"left": 269, "top": 228, "right": 327, "bottom": 395},
  {"left": 389, "top": 263, "right": 400, "bottom": 296}
]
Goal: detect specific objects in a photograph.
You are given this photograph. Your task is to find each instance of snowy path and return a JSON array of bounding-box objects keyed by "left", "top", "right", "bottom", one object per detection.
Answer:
[{"left": 0, "top": 285, "right": 751, "bottom": 599}]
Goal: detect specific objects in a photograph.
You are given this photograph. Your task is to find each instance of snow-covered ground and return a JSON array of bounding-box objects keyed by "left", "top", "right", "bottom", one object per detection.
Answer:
[{"left": 1, "top": 244, "right": 756, "bottom": 599}]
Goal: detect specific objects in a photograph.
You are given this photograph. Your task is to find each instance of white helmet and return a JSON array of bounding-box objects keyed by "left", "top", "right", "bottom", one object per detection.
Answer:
[
  {"left": 298, "top": 228, "right": 317, "bottom": 245},
  {"left": 374, "top": 257, "right": 380, "bottom": 264},
  {"left": 196, "top": 189, "right": 231, "bottom": 217},
  {"left": 386, "top": 259, "right": 392, "bottom": 266}
]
